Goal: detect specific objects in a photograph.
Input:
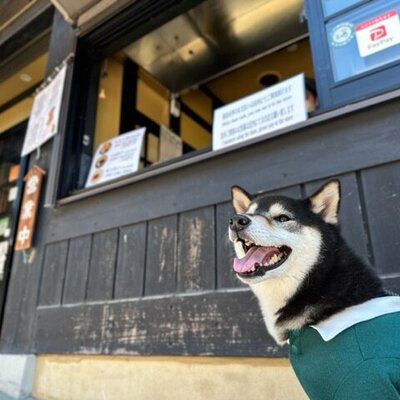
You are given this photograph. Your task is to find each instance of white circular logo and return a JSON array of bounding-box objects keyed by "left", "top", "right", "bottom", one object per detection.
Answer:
[{"left": 330, "top": 23, "right": 354, "bottom": 47}]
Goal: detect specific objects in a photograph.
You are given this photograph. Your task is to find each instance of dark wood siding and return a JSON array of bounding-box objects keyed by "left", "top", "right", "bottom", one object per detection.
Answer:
[
  {"left": 145, "top": 216, "right": 178, "bottom": 296},
  {"left": 114, "top": 223, "right": 147, "bottom": 299},
  {"left": 86, "top": 229, "right": 118, "bottom": 302},
  {"left": 2, "top": 96, "right": 400, "bottom": 356},
  {"left": 38, "top": 241, "right": 69, "bottom": 306},
  {"left": 63, "top": 235, "right": 92, "bottom": 304}
]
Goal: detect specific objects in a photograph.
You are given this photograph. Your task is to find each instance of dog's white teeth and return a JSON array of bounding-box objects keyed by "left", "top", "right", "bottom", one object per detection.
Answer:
[
  {"left": 234, "top": 241, "right": 246, "bottom": 259},
  {"left": 245, "top": 240, "right": 252, "bottom": 246},
  {"left": 266, "top": 253, "right": 283, "bottom": 266}
]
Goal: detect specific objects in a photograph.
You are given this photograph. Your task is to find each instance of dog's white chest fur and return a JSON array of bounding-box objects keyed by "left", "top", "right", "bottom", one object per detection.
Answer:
[
  {"left": 251, "top": 278, "right": 308, "bottom": 343},
  {"left": 248, "top": 226, "right": 322, "bottom": 343}
]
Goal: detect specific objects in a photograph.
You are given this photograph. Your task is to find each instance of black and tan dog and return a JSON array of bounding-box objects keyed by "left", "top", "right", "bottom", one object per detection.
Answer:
[{"left": 229, "top": 181, "right": 400, "bottom": 399}]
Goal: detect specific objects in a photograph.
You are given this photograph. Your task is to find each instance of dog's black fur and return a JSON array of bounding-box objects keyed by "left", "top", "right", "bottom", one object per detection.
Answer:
[{"left": 230, "top": 181, "right": 386, "bottom": 339}]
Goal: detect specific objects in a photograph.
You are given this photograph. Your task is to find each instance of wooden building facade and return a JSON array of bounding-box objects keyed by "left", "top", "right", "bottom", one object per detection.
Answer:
[{"left": 1, "top": 0, "right": 400, "bottom": 398}]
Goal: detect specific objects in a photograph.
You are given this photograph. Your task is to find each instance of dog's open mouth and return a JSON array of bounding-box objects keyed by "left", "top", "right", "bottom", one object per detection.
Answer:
[{"left": 232, "top": 239, "right": 291, "bottom": 277}]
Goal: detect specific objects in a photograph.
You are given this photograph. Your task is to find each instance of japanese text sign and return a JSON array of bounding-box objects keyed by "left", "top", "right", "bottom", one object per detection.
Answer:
[
  {"left": 212, "top": 74, "right": 307, "bottom": 151},
  {"left": 15, "top": 165, "right": 45, "bottom": 250},
  {"left": 21, "top": 65, "right": 67, "bottom": 156}
]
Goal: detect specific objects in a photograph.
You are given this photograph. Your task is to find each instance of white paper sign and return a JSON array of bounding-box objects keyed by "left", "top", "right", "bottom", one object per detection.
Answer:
[
  {"left": 21, "top": 65, "right": 67, "bottom": 156},
  {"left": 85, "top": 128, "right": 146, "bottom": 188},
  {"left": 159, "top": 126, "right": 183, "bottom": 162},
  {"left": 212, "top": 74, "right": 307, "bottom": 151},
  {"left": 356, "top": 10, "right": 400, "bottom": 57}
]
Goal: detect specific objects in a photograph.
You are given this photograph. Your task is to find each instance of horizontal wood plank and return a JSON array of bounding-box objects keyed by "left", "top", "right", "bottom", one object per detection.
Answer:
[
  {"left": 35, "top": 290, "right": 285, "bottom": 356},
  {"left": 44, "top": 101, "right": 400, "bottom": 243}
]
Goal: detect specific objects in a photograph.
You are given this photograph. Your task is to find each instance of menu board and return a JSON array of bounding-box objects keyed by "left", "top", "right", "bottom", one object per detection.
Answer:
[
  {"left": 85, "top": 128, "right": 146, "bottom": 188},
  {"left": 212, "top": 74, "right": 307, "bottom": 151},
  {"left": 21, "top": 65, "right": 67, "bottom": 156}
]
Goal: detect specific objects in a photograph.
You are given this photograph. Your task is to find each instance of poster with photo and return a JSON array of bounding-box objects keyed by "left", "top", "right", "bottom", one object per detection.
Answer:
[
  {"left": 21, "top": 65, "right": 67, "bottom": 156},
  {"left": 85, "top": 128, "right": 146, "bottom": 188}
]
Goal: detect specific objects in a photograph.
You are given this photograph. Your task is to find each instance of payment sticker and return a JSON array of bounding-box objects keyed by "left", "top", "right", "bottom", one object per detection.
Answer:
[{"left": 356, "top": 10, "right": 400, "bottom": 57}]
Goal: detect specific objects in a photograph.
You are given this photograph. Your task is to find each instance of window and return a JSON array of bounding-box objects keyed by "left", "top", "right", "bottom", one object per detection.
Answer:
[
  {"left": 307, "top": 0, "right": 400, "bottom": 108},
  {"left": 64, "top": 0, "right": 315, "bottom": 196}
]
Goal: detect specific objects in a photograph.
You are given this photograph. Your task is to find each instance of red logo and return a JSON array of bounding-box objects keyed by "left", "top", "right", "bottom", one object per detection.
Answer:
[{"left": 370, "top": 25, "right": 387, "bottom": 41}]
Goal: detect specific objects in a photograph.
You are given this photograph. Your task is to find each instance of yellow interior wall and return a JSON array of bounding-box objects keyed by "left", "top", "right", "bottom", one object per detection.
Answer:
[
  {"left": 33, "top": 355, "right": 307, "bottom": 400},
  {"left": 181, "top": 90, "right": 213, "bottom": 124},
  {"left": 136, "top": 78, "right": 169, "bottom": 127},
  {"left": 94, "top": 58, "right": 123, "bottom": 150},
  {"left": 0, "top": 97, "right": 32, "bottom": 134},
  {"left": 180, "top": 113, "right": 211, "bottom": 149},
  {"left": 207, "top": 39, "right": 313, "bottom": 103},
  {"left": 0, "top": 53, "right": 48, "bottom": 107}
]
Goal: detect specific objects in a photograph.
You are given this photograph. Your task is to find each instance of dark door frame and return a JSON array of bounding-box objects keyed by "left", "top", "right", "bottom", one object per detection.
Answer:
[{"left": 0, "top": 121, "right": 28, "bottom": 334}]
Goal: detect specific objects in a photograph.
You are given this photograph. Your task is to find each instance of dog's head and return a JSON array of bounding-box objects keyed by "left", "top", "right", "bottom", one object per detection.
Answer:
[{"left": 229, "top": 180, "right": 340, "bottom": 285}]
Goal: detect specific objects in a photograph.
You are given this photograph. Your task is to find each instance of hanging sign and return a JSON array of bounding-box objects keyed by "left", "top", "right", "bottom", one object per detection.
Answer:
[
  {"left": 356, "top": 9, "right": 400, "bottom": 57},
  {"left": 212, "top": 74, "right": 307, "bottom": 151},
  {"left": 15, "top": 165, "right": 46, "bottom": 251},
  {"left": 85, "top": 128, "right": 146, "bottom": 188},
  {"left": 21, "top": 64, "right": 67, "bottom": 156}
]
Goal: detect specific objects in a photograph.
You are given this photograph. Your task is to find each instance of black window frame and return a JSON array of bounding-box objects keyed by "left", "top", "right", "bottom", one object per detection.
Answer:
[
  {"left": 306, "top": 0, "right": 400, "bottom": 110},
  {"left": 58, "top": 0, "right": 205, "bottom": 199},
  {"left": 57, "top": 0, "right": 400, "bottom": 200}
]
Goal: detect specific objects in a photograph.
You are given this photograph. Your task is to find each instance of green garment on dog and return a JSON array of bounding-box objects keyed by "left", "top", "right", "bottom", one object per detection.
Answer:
[{"left": 289, "top": 311, "right": 400, "bottom": 400}]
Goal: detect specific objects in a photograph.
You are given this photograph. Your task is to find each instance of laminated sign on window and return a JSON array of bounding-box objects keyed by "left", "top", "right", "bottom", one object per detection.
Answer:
[{"left": 355, "top": 9, "right": 400, "bottom": 57}]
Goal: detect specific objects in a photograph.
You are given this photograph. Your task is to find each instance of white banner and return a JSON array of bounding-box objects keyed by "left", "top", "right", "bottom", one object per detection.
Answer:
[
  {"left": 85, "top": 128, "right": 146, "bottom": 188},
  {"left": 212, "top": 74, "right": 307, "bottom": 151},
  {"left": 21, "top": 65, "right": 67, "bottom": 156}
]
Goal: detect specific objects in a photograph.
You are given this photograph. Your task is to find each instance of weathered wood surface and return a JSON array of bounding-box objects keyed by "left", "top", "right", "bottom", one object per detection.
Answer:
[
  {"left": 63, "top": 235, "right": 92, "bottom": 304},
  {"left": 86, "top": 230, "right": 118, "bottom": 301},
  {"left": 115, "top": 223, "right": 147, "bottom": 299},
  {"left": 3, "top": 98, "right": 400, "bottom": 355},
  {"left": 38, "top": 241, "right": 69, "bottom": 306},
  {"left": 177, "top": 207, "right": 215, "bottom": 292},
  {"left": 361, "top": 162, "right": 400, "bottom": 275},
  {"left": 43, "top": 102, "right": 400, "bottom": 243},
  {"left": 145, "top": 216, "right": 178, "bottom": 296},
  {"left": 35, "top": 290, "right": 285, "bottom": 356}
]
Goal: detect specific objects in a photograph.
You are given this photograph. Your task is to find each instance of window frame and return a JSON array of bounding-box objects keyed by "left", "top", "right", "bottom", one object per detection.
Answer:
[
  {"left": 306, "top": 0, "right": 400, "bottom": 110},
  {"left": 57, "top": 0, "right": 400, "bottom": 201}
]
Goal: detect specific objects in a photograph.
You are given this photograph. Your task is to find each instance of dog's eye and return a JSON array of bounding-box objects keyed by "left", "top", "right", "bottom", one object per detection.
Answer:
[{"left": 274, "top": 215, "right": 291, "bottom": 223}]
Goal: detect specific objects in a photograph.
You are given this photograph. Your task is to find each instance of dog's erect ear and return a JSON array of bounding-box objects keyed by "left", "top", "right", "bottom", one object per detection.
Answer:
[
  {"left": 308, "top": 180, "right": 341, "bottom": 224},
  {"left": 231, "top": 186, "right": 252, "bottom": 214}
]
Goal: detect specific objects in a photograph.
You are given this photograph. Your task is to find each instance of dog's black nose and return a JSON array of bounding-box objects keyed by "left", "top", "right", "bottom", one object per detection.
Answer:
[{"left": 229, "top": 215, "right": 251, "bottom": 231}]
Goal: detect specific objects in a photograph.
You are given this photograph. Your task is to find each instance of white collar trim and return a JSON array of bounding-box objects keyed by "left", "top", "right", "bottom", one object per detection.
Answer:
[{"left": 310, "top": 296, "right": 400, "bottom": 341}]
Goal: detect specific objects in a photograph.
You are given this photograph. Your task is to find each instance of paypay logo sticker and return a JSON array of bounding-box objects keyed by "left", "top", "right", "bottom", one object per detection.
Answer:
[{"left": 356, "top": 10, "right": 400, "bottom": 57}]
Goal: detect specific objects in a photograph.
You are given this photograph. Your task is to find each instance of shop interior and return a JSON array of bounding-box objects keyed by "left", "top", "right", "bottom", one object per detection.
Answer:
[{"left": 88, "top": 0, "right": 314, "bottom": 185}]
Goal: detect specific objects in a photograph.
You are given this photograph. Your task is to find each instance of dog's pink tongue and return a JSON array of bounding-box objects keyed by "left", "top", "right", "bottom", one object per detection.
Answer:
[{"left": 233, "top": 246, "right": 280, "bottom": 273}]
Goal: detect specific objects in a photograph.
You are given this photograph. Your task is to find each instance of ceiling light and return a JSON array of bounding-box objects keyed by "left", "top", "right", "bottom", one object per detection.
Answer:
[{"left": 20, "top": 73, "right": 32, "bottom": 82}]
